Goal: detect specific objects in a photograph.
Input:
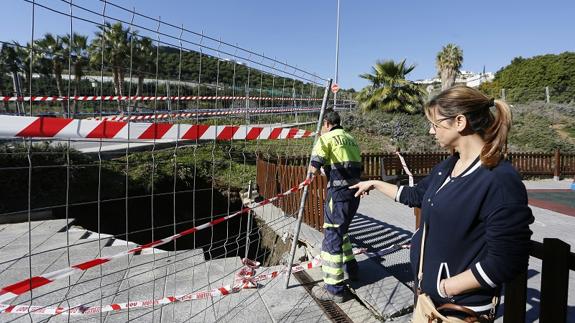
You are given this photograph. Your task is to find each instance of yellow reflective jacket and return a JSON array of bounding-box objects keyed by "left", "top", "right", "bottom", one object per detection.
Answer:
[{"left": 310, "top": 126, "right": 361, "bottom": 191}]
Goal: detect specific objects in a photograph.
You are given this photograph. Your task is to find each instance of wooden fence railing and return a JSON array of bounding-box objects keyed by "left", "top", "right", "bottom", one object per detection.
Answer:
[
  {"left": 256, "top": 157, "right": 327, "bottom": 231},
  {"left": 256, "top": 149, "right": 575, "bottom": 230},
  {"left": 503, "top": 239, "right": 574, "bottom": 323}
]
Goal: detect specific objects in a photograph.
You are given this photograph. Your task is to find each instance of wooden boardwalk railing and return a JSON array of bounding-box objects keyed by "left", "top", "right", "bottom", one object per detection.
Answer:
[
  {"left": 503, "top": 239, "right": 574, "bottom": 323},
  {"left": 256, "top": 149, "right": 575, "bottom": 230},
  {"left": 256, "top": 157, "right": 327, "bottom": 231}
]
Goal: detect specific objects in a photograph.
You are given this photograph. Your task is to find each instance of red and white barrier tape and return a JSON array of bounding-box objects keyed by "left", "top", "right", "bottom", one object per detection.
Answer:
[
  {"left": 395, "top": 151, "right": 414, "bottom": 187},
  {"left": 0, "top": 178, "right": 312, "bottom": 304},
  {"left": 0, "top": 95, "right": 322, "bottom": 102},
  {"left": 93, "top": 107, "right": 319, "bottom": 121},
  {"left": 0, "top": 115, "right": 313, "bottom": 141},
  {"left": 0, "top": 252, "right": 323, "bottom": 316},
  {"left": 0, "top": 244, "right": 409, "bottom": 316}
]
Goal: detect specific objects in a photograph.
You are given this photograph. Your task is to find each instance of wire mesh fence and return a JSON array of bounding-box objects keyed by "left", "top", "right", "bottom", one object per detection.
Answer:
[{"left": 0, "top": 1, "right": 342, "bottom": 321}]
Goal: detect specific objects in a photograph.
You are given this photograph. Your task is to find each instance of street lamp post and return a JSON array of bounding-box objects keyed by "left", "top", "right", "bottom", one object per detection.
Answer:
[{"left": 333, "top": 0, "right": 341, "bottom": 107}]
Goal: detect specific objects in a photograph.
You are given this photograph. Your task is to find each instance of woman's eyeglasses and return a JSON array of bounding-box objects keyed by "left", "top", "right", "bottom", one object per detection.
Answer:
[{"left": 429, "top": 117, "right": 455, "bottom": 130}]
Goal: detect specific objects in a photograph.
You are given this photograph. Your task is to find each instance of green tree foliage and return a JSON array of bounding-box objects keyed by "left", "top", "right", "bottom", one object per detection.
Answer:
[
  {"left": 2, "top": 27, "right": 322, "bottom": 105},
  {"left": 0, "top": 43, "right": 19, "bottom": 109},
  {"left": 479, "top": 52, "right": 575, "bottom": 103},
  {"left": 89, "top": 22, "right": 130, "bottom": 97},
  {"left": 436, "top": 43, "right": 463, "bottom": 90},
  {"left": 355, "top": 59, "right": 425, "bottom": 113},
  {"left": 36, "top": 33, "right": 67, "bottom": 113},
  {"left": 62, "top": 33, "right": 89, "bottom": 114}
]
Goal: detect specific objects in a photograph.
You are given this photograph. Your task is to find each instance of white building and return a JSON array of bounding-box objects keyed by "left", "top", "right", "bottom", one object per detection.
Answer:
[{"left": 414, "top": 70, "right": 494, "bottom": 88}]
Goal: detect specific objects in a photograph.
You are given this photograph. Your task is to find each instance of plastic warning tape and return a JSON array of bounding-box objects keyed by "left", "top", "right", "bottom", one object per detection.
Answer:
[
  {"left": 0, "top": 115, "right": 313, "bottom": 141},
  {"left": 0, "top": 254, "right": 323, "bottom": 316},
  {"left": 0, "top": 178, "right": 312, "bottom": 304},
  {"left": 0, "top": 96, "right": 322, "bottom": 102},
  {"left": 395, "top": 151, "right": 414, "bottom": 187},
  {"left": 95, "top": 107, "right": 319, "bottom": 121},
  {"left": 0, "top": 245, "right": 409, "bottom": 316}
]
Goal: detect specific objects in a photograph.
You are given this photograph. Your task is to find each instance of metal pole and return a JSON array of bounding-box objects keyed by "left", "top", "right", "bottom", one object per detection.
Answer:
[
  {"left": 244, "top": 180, "right": 253, "bottom": 258},
  {"left": 285, "top": 78, "right": 332, "bottom": 289},
  {"left": 333, "top": 0, "right": 341, "bottom": 107}
]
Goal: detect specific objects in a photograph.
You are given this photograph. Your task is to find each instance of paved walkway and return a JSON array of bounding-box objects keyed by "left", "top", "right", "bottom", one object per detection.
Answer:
[{"left": 0, "top": 219, "right": 337, "bottom": 322}]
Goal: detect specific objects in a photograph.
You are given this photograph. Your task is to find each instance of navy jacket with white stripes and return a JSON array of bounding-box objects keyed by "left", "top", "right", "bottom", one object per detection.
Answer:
[{"left": 399, "top": 154, "right": 534, "bottom": 311}]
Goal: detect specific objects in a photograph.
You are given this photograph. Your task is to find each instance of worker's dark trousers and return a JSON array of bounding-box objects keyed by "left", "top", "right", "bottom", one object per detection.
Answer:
[{"left": 321, "top": 190, "right": 360, "bottom": 295}]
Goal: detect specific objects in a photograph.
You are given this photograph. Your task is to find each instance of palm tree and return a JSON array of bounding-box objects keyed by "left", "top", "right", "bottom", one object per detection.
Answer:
[
  {"left": 62, "top": 33, "right": 88, "bottom": 114},
  {"left": 89, "top": 22, "right": 130, "bottom": 99},
  {"left": 436, "top": 44, "right": 463, "bottom": 90},
  {"left": 36, "top": 33, "right": 67, "bottom": 112},
  {"left": 0, "top": 44, "right": 11, "bottom": 111},
  {"left": 132, "top": 36, "right": 155, "bottom": 110},
  {"left": 356, "top": 59, "right": 425, "bottom": 113},
  {"left": 0, "top": 43, "right": 24, "bottom": 113}
]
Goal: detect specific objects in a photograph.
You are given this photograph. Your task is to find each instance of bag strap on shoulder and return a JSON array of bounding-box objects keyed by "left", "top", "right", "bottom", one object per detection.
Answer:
[{"left": 417, "top": 223, "right": 427, "bottom": 290}]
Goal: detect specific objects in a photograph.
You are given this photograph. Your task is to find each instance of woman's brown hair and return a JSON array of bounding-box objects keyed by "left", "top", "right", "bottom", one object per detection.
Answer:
[{"left": 424, "top": 85, "right": 512, "bottom": 168}]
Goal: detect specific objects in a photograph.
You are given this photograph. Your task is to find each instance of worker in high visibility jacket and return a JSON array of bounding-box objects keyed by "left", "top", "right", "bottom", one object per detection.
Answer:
[{"left": 308, "top": 109, "right": 362, "bottom": 303}]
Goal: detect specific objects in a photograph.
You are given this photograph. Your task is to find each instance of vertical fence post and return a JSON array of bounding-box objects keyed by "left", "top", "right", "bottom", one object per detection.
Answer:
[
  {"left": 501, "top": 88, "right": 506, "bottom": 101},
  {"left": 553, "top": 148, "right": 561, "bottom": 181},
  {"left": 285, "top": 78, "right": 332, "bottom": 288},
  {"left": 539, "top": 238, "right": 570, "bottom": 322},
  {"left": 545, "top": 86, "right": 550, "bottom": 104},
  {"left": 503, "top": 270, "right": 527, "bottom": 323},
  {"left": 244, "top": 180, "right": 253, "bottom": 258}
]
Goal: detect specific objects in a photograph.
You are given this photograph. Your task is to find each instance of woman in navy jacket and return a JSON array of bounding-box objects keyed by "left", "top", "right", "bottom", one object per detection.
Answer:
[{"left": 351, "top": 86, "right": 533, "bottom": 318}]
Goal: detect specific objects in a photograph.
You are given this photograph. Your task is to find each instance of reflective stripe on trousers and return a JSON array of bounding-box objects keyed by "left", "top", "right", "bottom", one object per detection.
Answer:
[{"left": 321, "top": 191, "right": 360, "bottom": 294}]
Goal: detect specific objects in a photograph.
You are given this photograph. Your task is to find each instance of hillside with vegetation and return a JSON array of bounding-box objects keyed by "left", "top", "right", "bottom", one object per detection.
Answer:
[
  {"left": 351, "top": 50, "right": 575, "bottom": 154},
  {"left": 479, "top": 52, "right": 575, "bottom": 103},
  {"left": 0, "top": 21, "right": 325, "bottom": 116},
  {"left": 341, "top": 101, "right": 575, "bottom": 154}
]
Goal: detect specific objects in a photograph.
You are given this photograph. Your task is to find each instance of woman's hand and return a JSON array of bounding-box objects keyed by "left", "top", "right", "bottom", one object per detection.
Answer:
[{"left": 349, "top": 181, "right": 375, "bottom": 198}]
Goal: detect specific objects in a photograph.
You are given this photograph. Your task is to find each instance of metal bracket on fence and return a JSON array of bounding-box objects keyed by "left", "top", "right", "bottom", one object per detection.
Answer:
[{"left": 284, "top": 78, "right": 332, "bottom": 289}]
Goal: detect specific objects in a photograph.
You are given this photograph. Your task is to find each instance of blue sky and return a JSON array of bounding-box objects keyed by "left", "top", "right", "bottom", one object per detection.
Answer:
[{"left": 1, "top": 0, "right": 574, "bottom": 90}]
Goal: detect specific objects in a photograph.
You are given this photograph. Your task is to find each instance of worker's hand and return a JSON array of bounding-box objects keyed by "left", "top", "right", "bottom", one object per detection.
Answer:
[{"left": 350, "top": 181, "right": 375, "bottom": 198}]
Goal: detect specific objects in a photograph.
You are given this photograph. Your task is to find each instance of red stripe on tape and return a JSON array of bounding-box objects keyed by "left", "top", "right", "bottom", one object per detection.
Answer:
[
  {"left": 218, "top": 287, "right": 229, "bottom": 295},
  {"left": 142, "top": 242, "right": 161, "bottom": 249},
  {"left": 182, "top": 124, "right": 209, "bottom": 140},
  {"left": 245, "top": 127, "right": 263, "bottom": 140},
  {"left": 3, "top": 305, "right": 15, "bottom": 313},
  {"left": 216, "top": 126, "right": 239, "bottom": 141},
  {"left": 16, "top": 117, "right": 73, "bottom": 137},
  {"left": 1, "top": 276, "right": 52, "bottom": 295},
  {"left": 178, "top": 227, "right": 198, "bottom": 236},
  {"left": 210, "top": 217, "right": 227, "bottom": 226},
  {"left": 138, "top": 123, "right": 173, "bottom": 139},
  {"left": 286, "top": 128, "right": 298, "bottom": 139},
  {"left": 268, "top": 128, "right": 282, "bottom": 140},
  {"left": 86, "top": 120, "right": 126, "bottom": 138},
  {"left": 73, "top": 258, "right": 111, "bottom": 270},
  {"left": 168, "top": 296, "right": 176, "bottom": 302},
  {"left": 111, "top": 304, "right": 121, "bottom": 310}
]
